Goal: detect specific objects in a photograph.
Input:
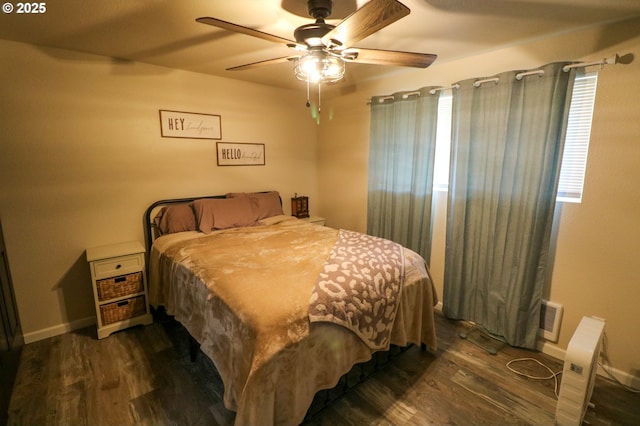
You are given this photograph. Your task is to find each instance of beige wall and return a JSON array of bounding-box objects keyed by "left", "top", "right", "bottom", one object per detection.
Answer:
[
  {"left": 317, "top": 17, "right": 640, "bottom": 384},
  {"left": 1, "top": 15, "right": 638, "bottom": 386},
  {"left": 0, "top": 40, "right": 319, "bottom": 340}
]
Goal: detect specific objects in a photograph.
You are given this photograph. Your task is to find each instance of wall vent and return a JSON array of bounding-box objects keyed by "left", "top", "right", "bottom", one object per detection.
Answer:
[{"left": 539, "top": 299, "right": 563, "bottom": 342}]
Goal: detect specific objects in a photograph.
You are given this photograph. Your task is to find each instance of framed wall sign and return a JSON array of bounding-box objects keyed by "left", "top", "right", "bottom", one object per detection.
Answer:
[
  {"left": 216, "top": 142, "right": 265, "bottom": 166},
  {"left": 159, "top": 110, "right": 222, "bottom": 140}
]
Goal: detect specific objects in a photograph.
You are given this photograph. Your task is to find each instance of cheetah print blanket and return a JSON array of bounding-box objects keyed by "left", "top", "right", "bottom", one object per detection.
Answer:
[{"left": 309, "top": 229, "right": 405, "bottom": 350}]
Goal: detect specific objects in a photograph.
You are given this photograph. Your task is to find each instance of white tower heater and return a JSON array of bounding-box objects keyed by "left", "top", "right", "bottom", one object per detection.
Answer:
[{"left": 555, "top": 316, "right": 606, "bottom": 426}]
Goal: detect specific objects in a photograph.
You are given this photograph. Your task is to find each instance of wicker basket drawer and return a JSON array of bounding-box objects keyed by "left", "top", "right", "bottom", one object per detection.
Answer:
[
  {"left": 96, "top": 271, "right": 143, "bottom": 301},
  {"left": 100, "top": 295, "right": 147, "bottom": 325}
]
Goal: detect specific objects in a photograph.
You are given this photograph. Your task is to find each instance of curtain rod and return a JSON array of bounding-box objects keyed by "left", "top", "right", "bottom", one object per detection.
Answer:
[
  {"left": 429, "top": 84, "right": 460, "bottom": 95},
  {"left": 368, "top": 54, "right": 619, "bottom": 104},
  {"left": 473, "top": 77, "right": 499, "bottom": 88},
  {"left": 516, "top": 69, "right": 544, "bottom": 80},
  {"left": 367, "top": 85, "right": 456, "bottom": 104},
  {"left": 366, "top": 95, "right": 394, "bottom": 105},
  {"left": 402, "top": 91, "right": 421, "bottom": 99},
  {"left": 563, "top": 54, "right": 620, "bottom": 72}
]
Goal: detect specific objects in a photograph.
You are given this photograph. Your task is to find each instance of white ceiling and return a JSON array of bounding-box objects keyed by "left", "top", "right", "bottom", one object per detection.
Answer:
[{"left": 1, "top": 0, "right": 639, "bottom": 90}]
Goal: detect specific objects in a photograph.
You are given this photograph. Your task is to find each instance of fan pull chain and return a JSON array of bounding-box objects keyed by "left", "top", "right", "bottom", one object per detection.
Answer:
[{"left": 304, "top": 81, "right": 323, "bottom": 117}]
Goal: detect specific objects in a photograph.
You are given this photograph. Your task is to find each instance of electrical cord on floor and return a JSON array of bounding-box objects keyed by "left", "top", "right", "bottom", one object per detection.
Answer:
[
  {"left": 599, "top": 331, "right": 640, "bottom": 394},
  {"left": 506, "top": 358, "right": 562, "bottom": 399},
  {"left": 506, "top": 330, "right": 640, "bottom": 399},
  {"left": 598, "top": 362, "right": 640, "bottom": 393}
]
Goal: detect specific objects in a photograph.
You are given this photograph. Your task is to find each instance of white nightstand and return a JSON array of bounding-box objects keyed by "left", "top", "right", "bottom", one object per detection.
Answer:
[
  {"left": 86, "top": 241, "right": 153, "bottom": 339},
  {"left": 299, "top": 216, "right": 326, "bottom": 226}
]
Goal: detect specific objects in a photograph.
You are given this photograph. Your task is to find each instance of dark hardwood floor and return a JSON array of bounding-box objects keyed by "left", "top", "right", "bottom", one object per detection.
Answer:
[{"left": 7, "top": 312, "right": 640, "bottom": 425}]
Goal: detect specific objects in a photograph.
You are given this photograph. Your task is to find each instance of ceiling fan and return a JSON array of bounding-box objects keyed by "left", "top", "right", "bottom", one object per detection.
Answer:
[{"left": 196, "top": 0, "right": 437, "bottom": 110}]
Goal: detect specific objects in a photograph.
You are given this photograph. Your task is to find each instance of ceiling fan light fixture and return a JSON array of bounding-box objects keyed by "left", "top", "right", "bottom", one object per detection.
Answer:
[
  {"left": 294, "top": 51, "right": 345, "bottom": 84},
  {"left": 197, "top": 0, "right": 438, "bottom": 114}
]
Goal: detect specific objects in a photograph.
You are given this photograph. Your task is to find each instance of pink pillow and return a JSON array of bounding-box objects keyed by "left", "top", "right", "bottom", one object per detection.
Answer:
[
  {"left": 226, "top": 191, "right": 283, "bottom": 220},
  {"left": 192, "top": 197, "right": 258, "bottom": 233},
  {"left": 154, "top": 203, "right": 197, "bottom": 235}
]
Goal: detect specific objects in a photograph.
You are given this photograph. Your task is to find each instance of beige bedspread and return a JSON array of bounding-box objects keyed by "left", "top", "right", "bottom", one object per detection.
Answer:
[{"left": 149, "top": 215, "right": 437, "bottom": 425}]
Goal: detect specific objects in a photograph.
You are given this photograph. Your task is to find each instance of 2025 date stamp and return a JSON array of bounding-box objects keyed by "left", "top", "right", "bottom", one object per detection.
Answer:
[{"left": 2, "top": 2, "right": 47, "bottom": 14}]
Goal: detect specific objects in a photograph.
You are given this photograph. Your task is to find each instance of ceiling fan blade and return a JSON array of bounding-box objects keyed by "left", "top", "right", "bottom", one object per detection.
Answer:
[
  {"left": 321, "top": 0, "right": 410, "bottom": 49},
  {"left": 344, "top": 47, "right": 437, "bottom": 68},
  {"left": 227, "top": 56, "right": 299, "bottom": 71},
  {"left": 196, "top": 17, "right": 295, "bottom": 45}
]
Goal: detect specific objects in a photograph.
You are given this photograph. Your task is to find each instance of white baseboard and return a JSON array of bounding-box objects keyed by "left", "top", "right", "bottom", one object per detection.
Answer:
[
  {"left": 537, "top": 339, "right": 566, "bottom": 361},
  {"left": 23, "top": 316, "right": 96, "bottom": 344},
  {"left": 595, "top": 363, "right": 640, "bottom": 390},
  {"left": 537, "top": 338, "right": 639, "bottom": 390}
]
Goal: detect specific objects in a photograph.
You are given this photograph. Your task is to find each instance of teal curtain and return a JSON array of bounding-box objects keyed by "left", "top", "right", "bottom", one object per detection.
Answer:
[
  {"left": 367, "top": 87, "right": 439, "bottom": 262},
  {"left": 443, "top": 62, "right": 576, "bottom": 349}
]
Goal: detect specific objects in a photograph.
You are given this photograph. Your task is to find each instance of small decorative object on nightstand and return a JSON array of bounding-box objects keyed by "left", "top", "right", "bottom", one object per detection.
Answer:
[
  {"left": 291, "top": 193, "right": 309, "bottom": 218},
  {"left": 86, "top": 241, "right": 153, "bottom": 339}
]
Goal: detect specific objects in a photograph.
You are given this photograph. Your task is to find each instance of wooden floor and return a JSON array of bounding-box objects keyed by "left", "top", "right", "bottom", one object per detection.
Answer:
[{"left": 7, "top": 312, "right": 640, "bottom": 425}]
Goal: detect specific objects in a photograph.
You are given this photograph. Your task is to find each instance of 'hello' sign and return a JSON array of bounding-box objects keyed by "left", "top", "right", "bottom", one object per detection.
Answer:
[{"left": 217, "top": 142, "right": 265, "bottom": 166}]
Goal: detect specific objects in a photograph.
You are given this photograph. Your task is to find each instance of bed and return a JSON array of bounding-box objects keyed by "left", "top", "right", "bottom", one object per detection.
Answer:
[{"left": 144, "top": 191, "right": 438, "bottom": 425}]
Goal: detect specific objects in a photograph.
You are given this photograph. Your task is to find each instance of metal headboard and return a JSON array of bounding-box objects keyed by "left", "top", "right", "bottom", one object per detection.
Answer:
[
  {"left": 143, "top": 195, "right": 226, "bottom": 255},
  {"left": 143, "top": 192, "right": 283, "bottom": 255}
]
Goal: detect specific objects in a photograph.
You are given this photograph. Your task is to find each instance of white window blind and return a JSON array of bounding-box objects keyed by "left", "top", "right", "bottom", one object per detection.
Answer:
[
  {"left": 557, "top": 71, "right": 598, "bottom": 203},
  {"left": 433, "top": 90, "right": 452, "bottom": 191},
  {"left": 432, "top": 72, "right": 598, "bottom": 203}
]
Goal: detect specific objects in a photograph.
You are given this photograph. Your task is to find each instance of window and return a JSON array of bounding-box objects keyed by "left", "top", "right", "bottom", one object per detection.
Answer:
[
  {"left": 556, "top": 71, "right": 598, "bottom": 202},
  {"left": 432, "top": 71, "right": 598, "bottom": 203},
  {"left": 433, "top": 89, "right": 452, "bottom": 191}
]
